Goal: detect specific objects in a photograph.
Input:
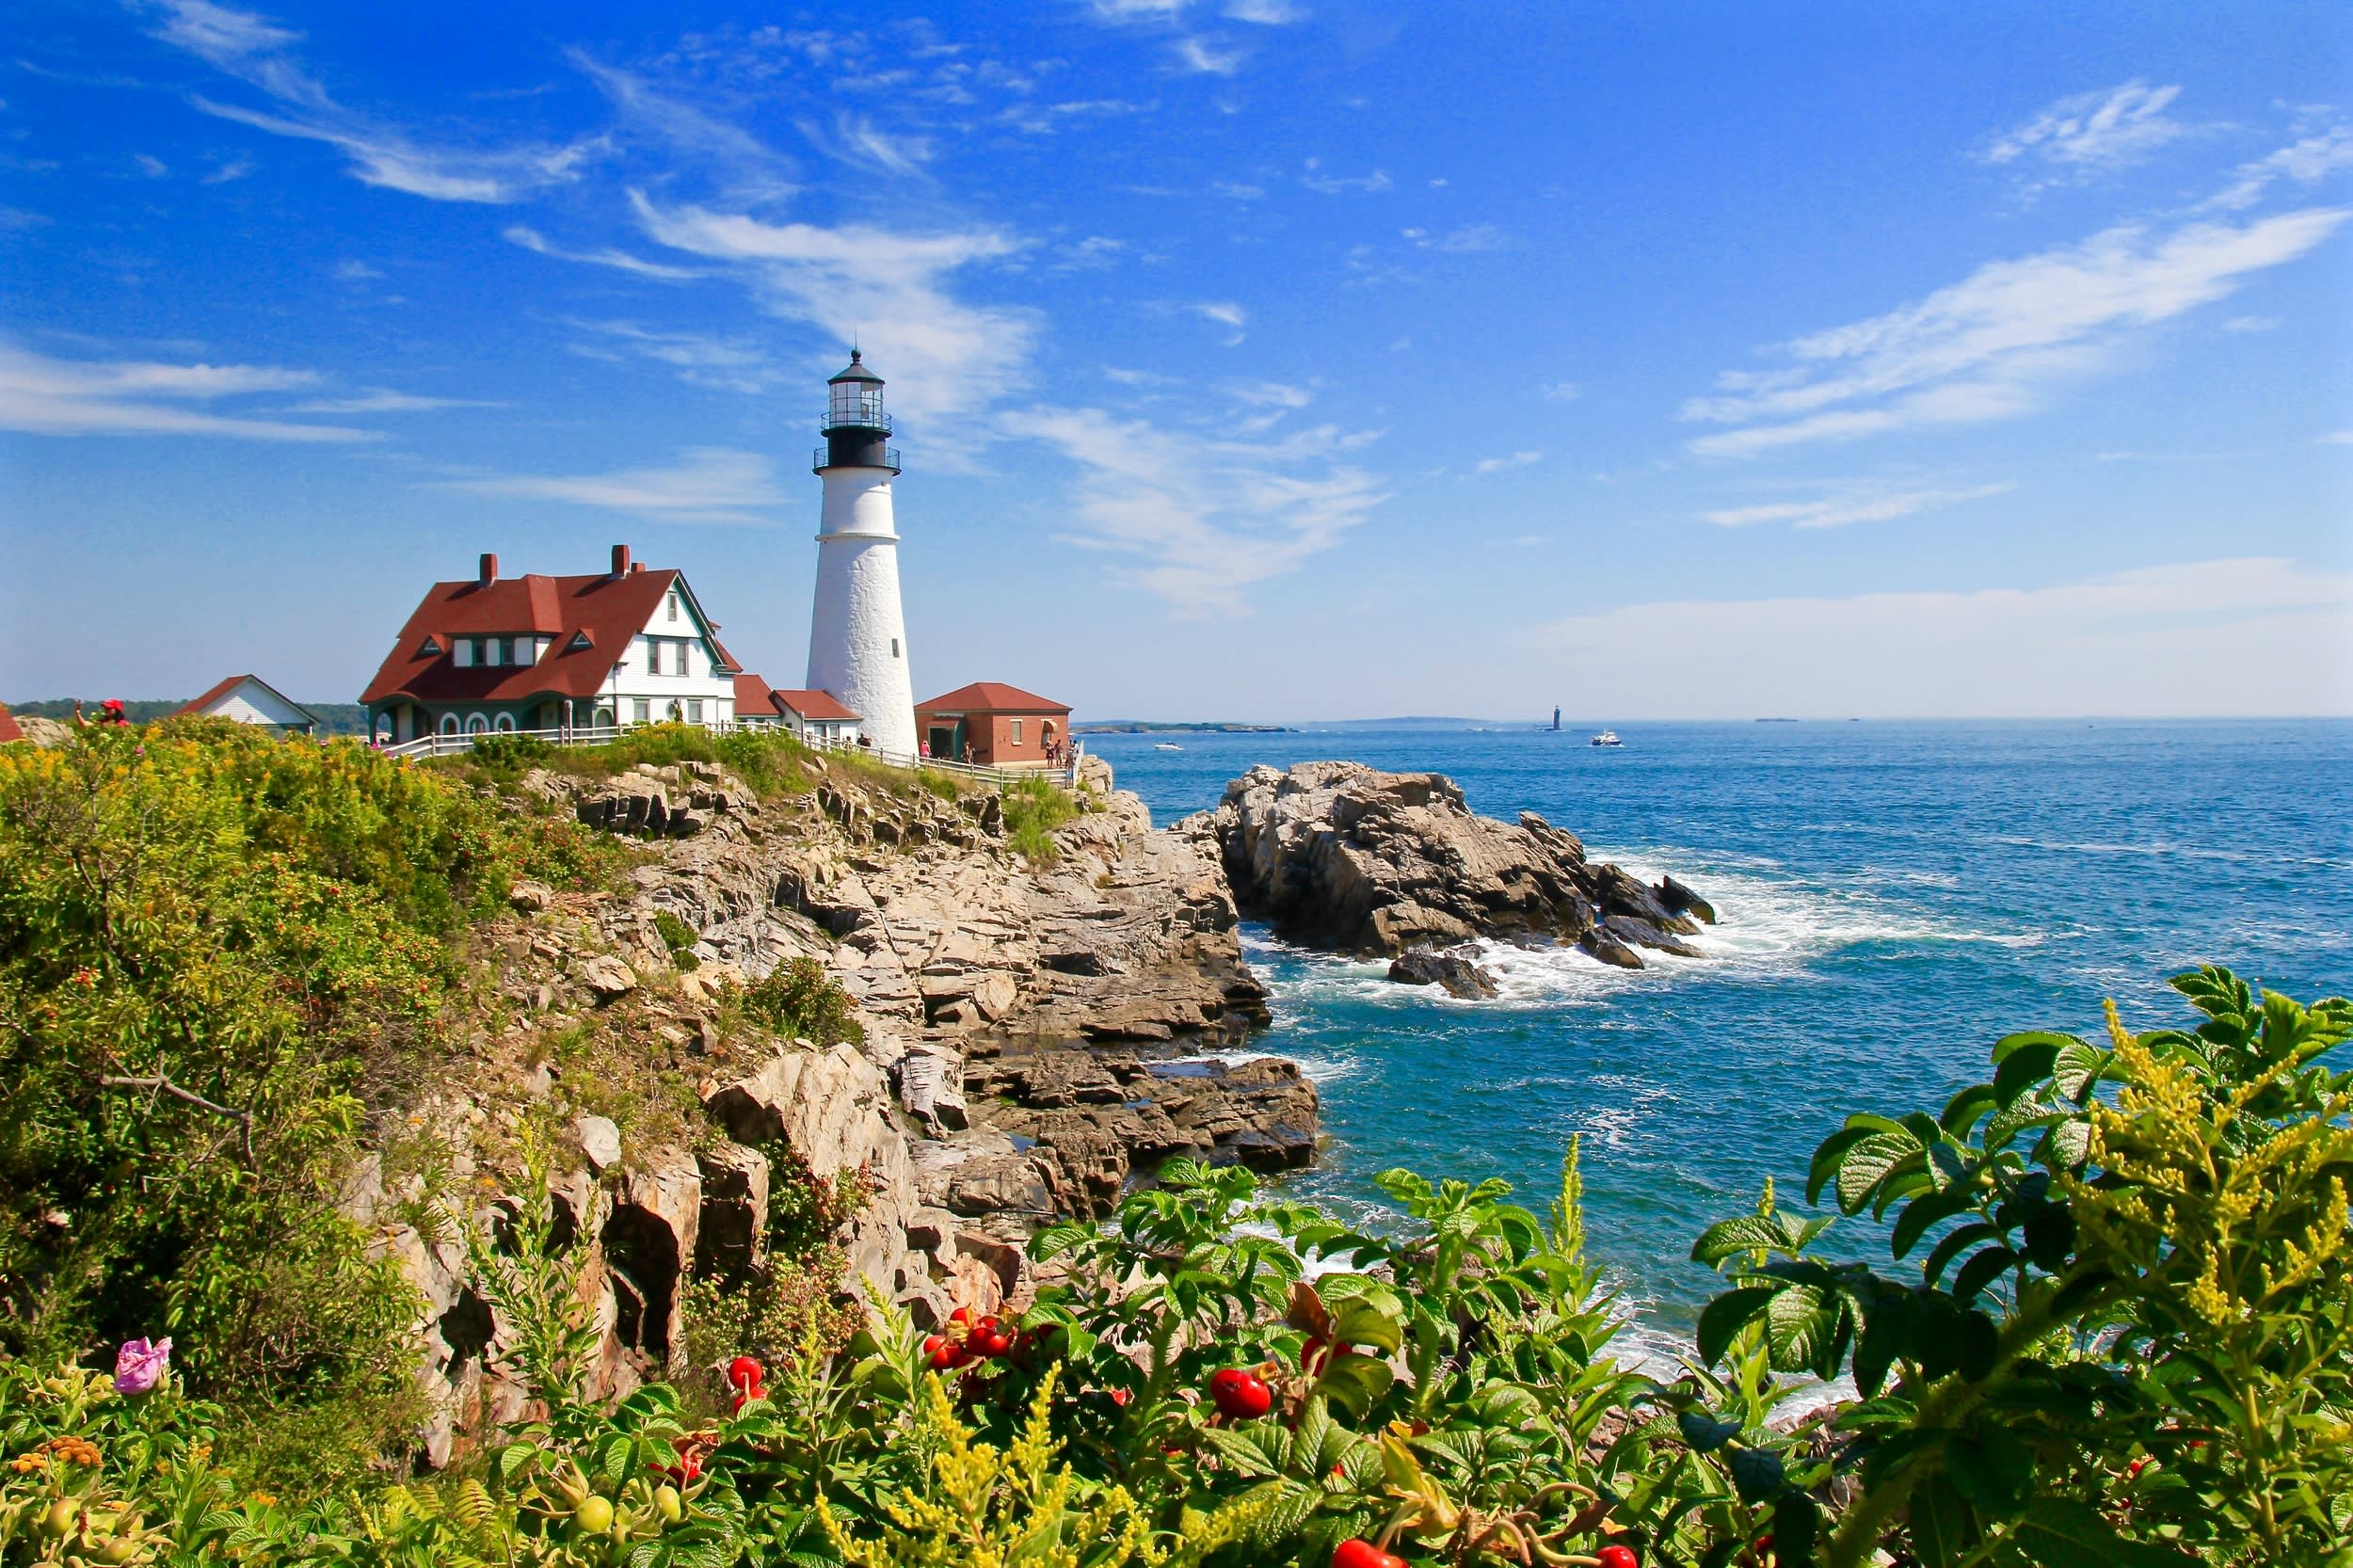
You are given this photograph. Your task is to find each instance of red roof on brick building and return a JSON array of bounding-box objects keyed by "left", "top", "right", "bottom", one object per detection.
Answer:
[
  {"left": 734, "top": 674, "right": 859, "bottom": 722},
  {"left": 362, "top": 555, "right": 738, "bottom": 708},
  {"left": 915, "top": 681, "right": 1070, "bottom": 714}
]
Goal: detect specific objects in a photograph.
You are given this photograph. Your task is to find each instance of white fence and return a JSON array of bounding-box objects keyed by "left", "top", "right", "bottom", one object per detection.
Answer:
[{"left": 380, "top": 722, "right": 1080, "bottom": 789}]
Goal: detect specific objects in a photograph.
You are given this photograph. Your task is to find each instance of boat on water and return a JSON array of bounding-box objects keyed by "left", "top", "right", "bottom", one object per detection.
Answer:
[
  {"left": 1152, "top": 742, "right": 1183, "bottom": 752},
  {"left": 1591, "top": 729, "right": 1624, "bottom": 747}
]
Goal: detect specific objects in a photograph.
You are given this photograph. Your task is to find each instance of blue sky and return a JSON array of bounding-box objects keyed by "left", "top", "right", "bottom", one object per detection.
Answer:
[{"left": 4, "top": 0, "right": 2349, "bottom": 718}]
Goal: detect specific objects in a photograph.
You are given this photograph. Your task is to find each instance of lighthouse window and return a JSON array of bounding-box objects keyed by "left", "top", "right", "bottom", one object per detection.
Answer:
[{"left": 891, "top": 638, "right": 900, "bottom": 658}]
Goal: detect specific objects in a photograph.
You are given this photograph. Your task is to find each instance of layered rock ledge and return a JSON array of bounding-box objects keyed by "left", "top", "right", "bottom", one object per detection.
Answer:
[{"left": 1184, "top": 760, "right": 1717, "bottom": 968}]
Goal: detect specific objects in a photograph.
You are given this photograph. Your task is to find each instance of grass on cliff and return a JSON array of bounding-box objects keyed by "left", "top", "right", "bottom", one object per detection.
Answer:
[
  {"left": 1003, "top": 774, "right": 1080, "bottom": 863},
  {"left": 452, "top": 723, "right": 972, "bottom": 808}
]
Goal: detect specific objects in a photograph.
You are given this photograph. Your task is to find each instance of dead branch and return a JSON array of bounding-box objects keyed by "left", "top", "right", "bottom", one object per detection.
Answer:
[{"left": 98, "top": 1074, "right": 256, "bottom": 1166}]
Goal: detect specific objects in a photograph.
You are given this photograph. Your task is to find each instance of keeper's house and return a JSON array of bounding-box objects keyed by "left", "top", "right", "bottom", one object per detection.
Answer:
[
  {"left": 361, "top": 546, "right": 741, "bottom": 743},
  {"left": 916, "top": 681, "right": 1071, "bottom": 768}
]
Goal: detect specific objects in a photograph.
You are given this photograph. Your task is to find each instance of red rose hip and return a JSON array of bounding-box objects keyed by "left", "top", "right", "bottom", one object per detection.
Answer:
[
  {"left": 1332, "top": 1542, "right": 1406, "bottom": 1568},
  {"left": 1209, "top": 1367, "right": 1273, "bottom": 1420},
  {"left": 1597, "top": 1546, "right": 1640, "bottom": 1568},
  {"left": 725, "top": 1355, "right": 763, "bottom": 1393}
]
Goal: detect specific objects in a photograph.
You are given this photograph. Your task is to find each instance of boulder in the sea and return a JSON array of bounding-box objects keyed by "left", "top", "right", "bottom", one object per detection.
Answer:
[
  {"left": 1656, "top": 874, "right": 1718, "bottom": 925},
  {"left": 1580, "top": 926, "right": 1644, "bottom": 969},
  {"left": 1386, "top": 947, "right": 1502, "bottom": 999}
]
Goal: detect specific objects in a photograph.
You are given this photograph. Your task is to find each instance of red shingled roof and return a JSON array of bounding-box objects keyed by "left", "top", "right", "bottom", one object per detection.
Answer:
[
  {"left": 0, "top": 703, "right": 22, "bottom": 744},
  {"left": 733, "top": 674, "right": 859, "bottom": 722},
  {"left": 177, "top": 673, "right": 317, "bottom": 726},
  {"left": 915, "top": 681, "right": 1070, "bottom": 714},
  {"left": 362, "top": 567, "right": 735, "bottom": 707}
]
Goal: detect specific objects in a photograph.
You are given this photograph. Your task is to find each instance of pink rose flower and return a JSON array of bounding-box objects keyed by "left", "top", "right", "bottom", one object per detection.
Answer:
[{"left": 113, "top": 1336, "right": 171, "bottom": 1395}]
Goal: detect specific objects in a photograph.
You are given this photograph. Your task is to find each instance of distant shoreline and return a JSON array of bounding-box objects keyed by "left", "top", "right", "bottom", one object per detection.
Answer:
[{"left": 1074, "top": 721, "right": 1299, "bottom": 734}]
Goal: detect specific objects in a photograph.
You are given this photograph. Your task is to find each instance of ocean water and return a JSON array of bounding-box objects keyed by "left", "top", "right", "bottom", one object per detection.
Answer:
[{"left": 1084, "top": 720, "right": 2353, "bottom": 1367}]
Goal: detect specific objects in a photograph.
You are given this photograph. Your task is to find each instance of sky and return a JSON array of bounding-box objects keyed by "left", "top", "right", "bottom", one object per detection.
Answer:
[{"left": 3, "top": 0, "right": 2350, "bottom": 720}]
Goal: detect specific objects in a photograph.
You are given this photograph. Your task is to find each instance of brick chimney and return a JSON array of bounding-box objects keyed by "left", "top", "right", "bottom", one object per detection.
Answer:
[
  {"left": 610, "top": 543, "right": 632, "bottom": 577},
  {"left": 478, "top": 552, "right": 499, "bottom": 585}
]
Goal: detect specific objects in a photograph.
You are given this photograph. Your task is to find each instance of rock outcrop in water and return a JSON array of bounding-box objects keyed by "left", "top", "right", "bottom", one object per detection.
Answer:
[{"left": 1185, "top": 760, "right": 1713, "bottom": 968}]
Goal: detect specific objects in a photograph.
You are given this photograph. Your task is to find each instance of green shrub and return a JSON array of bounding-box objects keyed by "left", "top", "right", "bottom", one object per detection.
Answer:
[
  {"left": 6, "top": 948, "right": 2345, "bottom": 1567},
  {"left": 0, "top": 722, "right": 617, "bottom": 1483},
  {"left": 653, "top": 910, "right": 700, "bottom": 970},
  {"left": 728, "top": 957, "right": 864, "bottom": 1048}
]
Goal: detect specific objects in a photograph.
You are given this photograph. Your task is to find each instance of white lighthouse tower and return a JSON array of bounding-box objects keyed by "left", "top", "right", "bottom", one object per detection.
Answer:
[{"left": 806, "top": 351, "right": 917, "bottom": 758}]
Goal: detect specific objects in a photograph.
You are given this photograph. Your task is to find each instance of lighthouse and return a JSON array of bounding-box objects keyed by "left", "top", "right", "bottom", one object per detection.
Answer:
[{"left": 806, "top": 351, "right": 917, "bottom": 758}]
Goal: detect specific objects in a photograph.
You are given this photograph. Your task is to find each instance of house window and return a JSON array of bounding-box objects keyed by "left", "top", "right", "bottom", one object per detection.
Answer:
[
  {"left": 465, "top": 714, "right": 488, "bottom": 734},
  {"left": 484, "top": 638, "right": 503, "bottom": 667},
  {"left": 494, "top": 712, "right": 517, "bottom": 732},
  {"left": 667, "top": 591, "right": 680, "bottom": 622},
  {"left": 686, "top": 700, "right": 703, "bottom": 724},
  {"left": 595, "top": 705, "right": 616, "bottom": 728},
  {"left": 453, "top": 639, "right": 474, "bottom": 668},
  {"left": 1011, "top": 719, "right": 1023, "bottom": 745},
  {"left": 438, "top": 713, "right": 459, "bottom": 736},
  {"left": 632, "top": 699, "right": 650, "bottom": 725}
]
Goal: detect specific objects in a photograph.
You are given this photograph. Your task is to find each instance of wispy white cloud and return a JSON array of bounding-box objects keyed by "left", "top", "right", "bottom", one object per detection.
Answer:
[
  {"left": 1185, "top": 299, "right": 1247, "bottom": 344},
  {"left": 1980, "top": 80, "right": 2196, "bottom": 188},
  {"left": 1702, "top": 481, "right": 2010, "bottom": 530},
  {"left": 566, "top": 50, "right": 793, "bottom": 202},
  {"left": 794, "top": 110, "right": 934, "bottom": 176},
  {"left": 561, "top": 318, "right": 780, "bottom": 395},
  {"left": 331, "top": 259, "right": 383, "bottom": 280},
  {"left": 1174, "top": 38, "right": 1243, "bottom": 75},
  {"left": 435, "top": 446, "right": 783, "bottom": 523},
  {"left": 1529, "top": 558, "right": 2353, "bottom": 717},
  {"left": 284, "top": 388, "right": 498, "bottom": 413},
  {"left": 1473, "top": 450, "right": 1543, "bottom": 474},
  {"left": 2319, "top": 429, "right": 2353, "bottom": 446},
  {"left": 1302, "top": 157, "right": 1390, "bottom": 194},
  {"left": 1015, "top": 406, "right": 1386, "bottom": 616},
  {"left": 2205, "top": 117, "right": 2353, "bottom": 211},
  {"left": 0, "top": 337, "right": 367, "bottom": 440},
  {"left": 146, "top": 0, "right": 607, "bottom": 202},
  {"left": 134, "top": 152, "right": 169, "bottom": 178},
  {"left": 626, "top": 191, "right": 1032, "bottom": 425},
  {"left": 1539, "top": 380, "right": 1581, "bottom": 401},
  {"left": 1682, "top": 207, "right": 2350, "bottom": 456},
  {"left": 2221, "top": 314, "right": 2281, "bottom": 332},
  {"left": 1403, "top": 223, "right": 1504, "bottom": 253},
  {"left": 200, "top": 153, "right": 256, "bottom": 184},
  {"left": 504, "top": 224, "right": 703, "bottom": 281}
]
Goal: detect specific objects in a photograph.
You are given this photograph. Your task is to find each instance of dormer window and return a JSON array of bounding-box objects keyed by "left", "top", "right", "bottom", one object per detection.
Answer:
[
  {"left": 454, "top": 639, "right": 474, "bottom": 668},
  {"left": 484, "top": 638, "right": 504, "bottom": 668},
  {"left": 420, "top": 635, "right": 442, "bottom": 657},
  {"left": 567, "top": 630, "right": 594, "bottom": 652}
]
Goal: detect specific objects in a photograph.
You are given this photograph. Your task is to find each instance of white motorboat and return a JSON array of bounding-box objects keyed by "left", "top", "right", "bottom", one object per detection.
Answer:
[
  {"left": 1591, "top": 729, "right": 1623, "bottom": 747},
  {"left": 1153, "top": 742, "right": 1182, "bottom": 751}
]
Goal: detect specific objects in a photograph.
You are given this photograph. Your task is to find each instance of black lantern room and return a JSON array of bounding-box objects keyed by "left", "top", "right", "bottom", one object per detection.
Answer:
[{"left": 816, "top": 350, "right": 901, "bottom": 473}]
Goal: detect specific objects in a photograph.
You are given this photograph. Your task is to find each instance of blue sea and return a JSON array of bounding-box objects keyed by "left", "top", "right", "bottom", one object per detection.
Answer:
[{"left": 1083, "top": 720, "right": 2353, "bottom": 1368}]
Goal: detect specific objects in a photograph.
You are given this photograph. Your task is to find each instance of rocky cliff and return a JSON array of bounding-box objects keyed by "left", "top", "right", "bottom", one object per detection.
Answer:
[{"left": 1184, "top": 760, "right": 1716, "bottom": 969}]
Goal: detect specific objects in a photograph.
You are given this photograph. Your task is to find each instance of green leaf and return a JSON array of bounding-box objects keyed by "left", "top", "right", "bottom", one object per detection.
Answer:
[
  {"left": 1765, "top": 1282, "right": 1851, "bottom": 1379},
  {"left": 2049, "top": 1041, "right": 2112, "bottom": 1103},
  {"left": 1852, "top": 1297, "right": 1906, "bottom": 1400},
  {"left": 1991, "top": 1037, "right": 2064, "bottom": 1105},
  {"left": 1690, "top": 1213, "right": 1796, "bottom": 1267},
  {"left": 2006, "top": 1498, "right": 2200, "bottom": 1567},
  {"left": 1943, "top": 1430, "right": 2032, "bottom": 1514},
  {"left": 1327, "top": 1297, "right": 1403, "bottom": 1355},
  {"left": 1951, "top": 1244, "right": 2019, "bottom": 1306},
  {"left": 1727, "top": 1446, "right": 1785, "bottom": 1503},
  {"left": 1907, "top": 1473, "right": 1979, "bottom": 1568},
  {"left": 1311, "top": 1351, "right": 1392, "bottom": 1420},
  {"left": 1890, "top": 1182, "right": 1978, "bottom": 1261},
  {"left": 1837, "top": 1129, "right": 1924, "bottom": 1215},
  {"left": 1938, "top": 1083, "right": 2001, "bottom": 1138},
  {"left": 1773, "top": 1490, "right": 1820, "bottom": 1565},
  {"left": 1923, "top": 1222, "right": 2001, "bottom": 1287},
  {"left": 1677, "top": 1410, "right": 1742, "bottom": 1453},
  {"left": 1806, "top": 1125, "right": 1878, "bottom": 1206},
  {"left": 1696, "top": 1285, "right": 1780, "bottom": 1367}
]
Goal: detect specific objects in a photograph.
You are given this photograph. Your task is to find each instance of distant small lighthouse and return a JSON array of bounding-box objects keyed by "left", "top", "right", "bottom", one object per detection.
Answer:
[{"left": 806, "top": 351, "right": 917, "bottom": 757}]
